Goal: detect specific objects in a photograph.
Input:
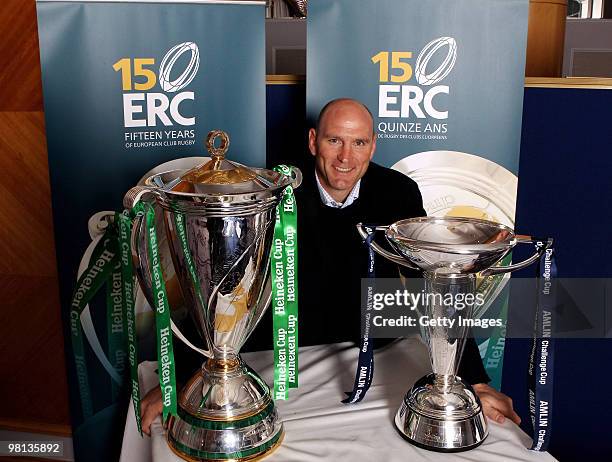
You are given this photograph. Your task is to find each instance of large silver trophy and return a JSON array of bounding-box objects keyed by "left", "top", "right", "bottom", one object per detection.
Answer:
[
  {"left": 125, "top": 131, "right": 300, "bottom": 461},
  {"left": 357, "top": 217, "right": 551, "bottom": 452}
]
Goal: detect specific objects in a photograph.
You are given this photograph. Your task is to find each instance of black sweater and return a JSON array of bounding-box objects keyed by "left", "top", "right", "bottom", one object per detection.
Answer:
[
  {"left": 293, "top": 161, "right": 426, "bottom": 346},
  {"left": 177, "top": 160, "right": 490, "bottom": 385}
]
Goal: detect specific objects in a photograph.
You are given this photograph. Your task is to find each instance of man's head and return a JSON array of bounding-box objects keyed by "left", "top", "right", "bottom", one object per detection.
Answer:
[{"left": 309, "top": 98, "right": 377, "bottom": 203}]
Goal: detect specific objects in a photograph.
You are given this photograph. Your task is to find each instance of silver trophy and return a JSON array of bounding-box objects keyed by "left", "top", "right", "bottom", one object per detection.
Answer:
[
  {"left": 125, "top": 131, "right": 301, "bottom": 461},
  {"left": 357, "top": 217, "right": 551, "bottom": 452}
]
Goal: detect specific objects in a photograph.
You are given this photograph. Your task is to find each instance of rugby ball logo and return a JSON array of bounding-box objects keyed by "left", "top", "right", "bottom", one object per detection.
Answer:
[
  {"left": 415, "top": 37, "right": 457, "bottom": 86},
  {"left": 159, "top": 42, "right": 200, "bottom": 93}
]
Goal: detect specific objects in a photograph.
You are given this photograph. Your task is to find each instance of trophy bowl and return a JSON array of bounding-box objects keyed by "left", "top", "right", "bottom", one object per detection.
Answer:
[
  {"left": 357, "top": 217, "right": 551, "bottom": 452},
  {"left": 386, "top": 217, "right": 516, "bottom": 274},
  {"left": 125, "top": 131, "right": 301, "bottom": 461}
]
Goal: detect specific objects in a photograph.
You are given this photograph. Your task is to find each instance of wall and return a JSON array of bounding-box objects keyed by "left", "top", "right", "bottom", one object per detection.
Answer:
[
  {"left": 563, "top": 19, "right": 612, "bottom": 76},
  {"left": 265, "top": 18, "right": 306, "bottom": 75},
  {"left": 502, "top": 82, "right": 612, "bottom": 460},
  {"left": 0, "top": 0, "right": 71, "bottom": 435}
]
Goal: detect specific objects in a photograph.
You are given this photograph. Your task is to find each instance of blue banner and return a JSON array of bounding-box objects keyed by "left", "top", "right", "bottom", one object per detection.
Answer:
[
  {"left": 307, "top": 0, "right": 530, "bottom": 388},
  {"left": 36, "top": 1, "right": 265, "bottom": 460}
]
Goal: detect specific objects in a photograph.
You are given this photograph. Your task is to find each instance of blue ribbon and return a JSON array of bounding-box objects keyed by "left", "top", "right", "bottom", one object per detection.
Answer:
[
  {"left": 343, "top": 227, "right": 376, "bottom": 404},
  {"left": 528, "top": 243, "right": 556, "bottom": 451}
]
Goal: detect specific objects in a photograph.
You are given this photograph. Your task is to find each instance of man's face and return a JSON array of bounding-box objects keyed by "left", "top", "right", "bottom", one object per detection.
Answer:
[{"left": 309, "top": 101, "right": 376, "bottom": 202}]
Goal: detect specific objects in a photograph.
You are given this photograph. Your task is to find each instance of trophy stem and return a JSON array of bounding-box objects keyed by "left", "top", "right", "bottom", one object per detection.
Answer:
[
  {"left": 433, "top": 373, "right": 455, "bottom": 394},
  {"left": 395, "top": 272, "right": 487, "bottom": 452},
  {"left": 202, "top": 356, "right": 241, "bottom": 376},
  {"left": 423, "top": 272, "right": 475, "bottom": 385},
  {"left": 168, "top": 354, "right": 283, "bottom": 461}
]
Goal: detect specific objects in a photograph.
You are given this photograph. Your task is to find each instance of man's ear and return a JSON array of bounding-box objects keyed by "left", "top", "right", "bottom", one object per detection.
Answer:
[
  {"left": 308, "top": 128, "right": 317, "bottom": 157},
  {"left": 370, "top": 132, "right": 377, "bottom": 160}
]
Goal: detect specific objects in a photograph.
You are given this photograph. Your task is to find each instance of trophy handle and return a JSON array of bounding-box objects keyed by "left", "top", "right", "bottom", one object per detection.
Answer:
[
  {"left": 130, "top": 208, "right": 214, "bottom": 359},
  {"left": 356, "top": 223, "right": 419, "bottom": 269},
  {"left": 124, "top": 185, "right": 155, "bottom": 209},
  {"left": 169, "top": 320, "right": 213, "bottom": 359},
  {"left": 288, "top": 167, "right": 302, "bottom": 189},
  {"left": 480, "top": 236, "right": 553, "bottom": 276}
]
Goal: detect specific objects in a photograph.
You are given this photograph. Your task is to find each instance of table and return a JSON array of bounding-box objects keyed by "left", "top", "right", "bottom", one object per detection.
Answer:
[{"left": 120, "top": 338, "right": 557, "bottom": 461}]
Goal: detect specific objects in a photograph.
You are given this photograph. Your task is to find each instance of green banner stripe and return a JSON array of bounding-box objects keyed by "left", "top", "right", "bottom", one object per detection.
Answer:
[
  {"left": 169, "top": 427, "right": 282, "bottom": 460},
  {"left": 177, "top": 401, "right": 275, "bottom": 430},
  {"left": 479, "top": 252, "right": 512, "bottom": 390},
  {"left": 144, "top": 203, "right": 178, "bottom": 422},
  {"left": 106, "top": 261, "right": 125, "bottom": 401},
  {"left": 69, "top": 233, "right": 119, "bottom": 419},
  {"left": 483, "top": 296, "right": 508, "bottom": 390},
  {"left": 71, "top": 236, "right": 119, "bottom": 311},
  {"left": 70, "top": 322, "right": 93, "bottom": 419}
]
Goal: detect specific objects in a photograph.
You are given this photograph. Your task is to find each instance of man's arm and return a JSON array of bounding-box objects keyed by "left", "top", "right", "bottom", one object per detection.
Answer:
[
  {"left": 460, "top": 336, "right": 520, "bottom": 424},
  {"left": 473, "top": 383, "right": 521, "bottom": 424},
  {"left": 140, "top": 386, "right": 163, "bottom": 436},
  {"left": 139, "top": 321, "right": 201, "bottom": 435}
]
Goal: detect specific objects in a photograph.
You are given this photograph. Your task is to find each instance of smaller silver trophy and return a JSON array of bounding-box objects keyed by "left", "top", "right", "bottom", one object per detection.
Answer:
[{"left": 358, "top": 217, "right": 551, "bottom": 452}]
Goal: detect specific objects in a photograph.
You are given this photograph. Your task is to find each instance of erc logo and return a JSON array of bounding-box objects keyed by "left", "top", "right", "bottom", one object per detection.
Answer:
[
  {"left": 415, "top": 37, "right": 457, "bottom": 86},
  {"left": 113, "top": 42, "right": 200, "bottom": 128},
  {"left": 372, "top": 37, "right": 458, "bottom": 120}
]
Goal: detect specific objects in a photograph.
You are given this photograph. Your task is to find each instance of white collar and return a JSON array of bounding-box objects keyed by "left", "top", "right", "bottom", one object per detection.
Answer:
[{"left": 315, "top": 172, "right": 361, "bottom": 209}]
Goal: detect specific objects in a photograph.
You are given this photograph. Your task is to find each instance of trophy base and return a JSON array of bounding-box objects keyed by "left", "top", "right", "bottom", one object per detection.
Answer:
[
  {"left": 394, "top": 373, "right": 488, "bottom": 452},
  {"left": 167, "top": 357, "right": 283, "bottom": 461}
]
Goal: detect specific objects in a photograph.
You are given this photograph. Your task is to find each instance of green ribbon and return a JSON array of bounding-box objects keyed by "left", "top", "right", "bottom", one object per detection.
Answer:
[
  {"left": 143, "top": 202, "right": 178, "bottom": 422},
  {"left": 272, "top": 165, "right": 299, "bottom": 399},
  {"left": 117, "top": 210, "right": 143, "bottom": 435},
  {"left": 69, "top": 230, "right": 119, "bottom": 419}
]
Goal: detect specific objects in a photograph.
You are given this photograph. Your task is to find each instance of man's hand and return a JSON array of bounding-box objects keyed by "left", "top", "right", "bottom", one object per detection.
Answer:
[
  {"left": 140, "top": 386, "right": 163, "bottom": 436},
  {"left": 473, "top": 383, "right": 521, "bottom": 425}
]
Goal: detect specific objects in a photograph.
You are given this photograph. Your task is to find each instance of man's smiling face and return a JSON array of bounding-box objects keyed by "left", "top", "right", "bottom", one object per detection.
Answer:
[{"left": 309, "top": 99, "right": 377, "bottom": 203}]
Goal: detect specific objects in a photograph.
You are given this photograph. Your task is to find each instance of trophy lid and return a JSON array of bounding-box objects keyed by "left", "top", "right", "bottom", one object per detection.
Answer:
[
  {"left": 168, "top": 130, "right": 278, "bottom": 195},
  {"left": 124, "top": 130, "right": 302, "bottom": 211}
]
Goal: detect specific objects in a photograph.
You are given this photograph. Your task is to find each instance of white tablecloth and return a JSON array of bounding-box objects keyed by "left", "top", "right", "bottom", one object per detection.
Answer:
[{"left": 120, "top": 338, "right": 557, "bottom": 462}]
